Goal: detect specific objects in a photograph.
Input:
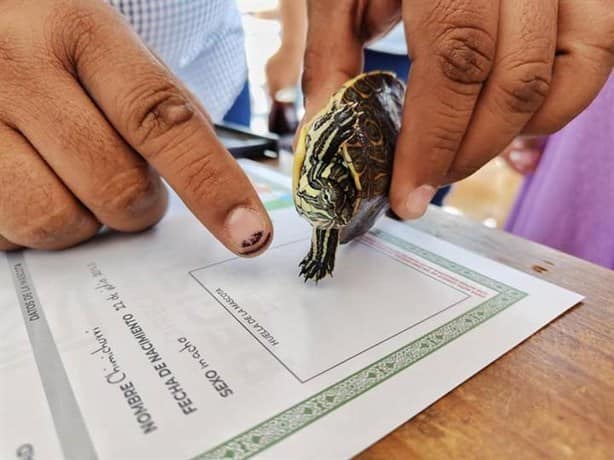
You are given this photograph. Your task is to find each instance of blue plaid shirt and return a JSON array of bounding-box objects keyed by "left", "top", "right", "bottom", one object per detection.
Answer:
[{"left": 107, "top": 0, "right": 247, "bottom": 122}]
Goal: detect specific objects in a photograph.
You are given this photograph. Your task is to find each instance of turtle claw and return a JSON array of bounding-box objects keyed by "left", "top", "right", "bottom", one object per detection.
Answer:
[
  {"left": 299, "top": 253, "right": 335, "bottom": 283},
  {"left": 299, "top": 228, "right": 339, "bottom": 283}
]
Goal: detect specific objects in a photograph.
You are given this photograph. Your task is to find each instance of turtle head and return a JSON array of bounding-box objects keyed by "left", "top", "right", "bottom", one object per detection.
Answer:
[
  {"left": 293, "top": 102, "right": 359, "bottom": 228},
  {"left": 296, "top": 170, "right": 355, "bottom": 228}
]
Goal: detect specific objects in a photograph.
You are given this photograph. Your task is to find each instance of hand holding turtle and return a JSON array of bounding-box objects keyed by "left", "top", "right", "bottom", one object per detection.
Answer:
[
  {"left": 0, "top": 0, "right": 273, "bottom": 255},
  {"left": 302, "top": 0, "right": 614, "bottom": 219}
]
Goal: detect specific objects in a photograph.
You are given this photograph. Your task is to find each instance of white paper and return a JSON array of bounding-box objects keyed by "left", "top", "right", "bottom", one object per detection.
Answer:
[{"left": 0, "top": 160, "right": 583, "bottom": 460}]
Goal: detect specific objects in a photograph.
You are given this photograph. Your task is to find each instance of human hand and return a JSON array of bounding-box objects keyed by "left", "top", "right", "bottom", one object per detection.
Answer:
[
  {"left": 0, "top": 0, "right": 272, "bottom": 255},
  {"left": 301, "top": 0, "right": 613, "bottom": 219},
  {"left": 501, "top": 136, "right": 547, "bottom": 175},
  {"left": 266, "top": 47, "right": 303, "bottom": 100},
  {"left": 265, "top": 0, "right": 307, "bottom": 100}
]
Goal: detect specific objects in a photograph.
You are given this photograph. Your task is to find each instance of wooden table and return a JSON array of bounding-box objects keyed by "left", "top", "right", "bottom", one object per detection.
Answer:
[{"left": 261, "top": 153, "right": 614, "bottom": 460}]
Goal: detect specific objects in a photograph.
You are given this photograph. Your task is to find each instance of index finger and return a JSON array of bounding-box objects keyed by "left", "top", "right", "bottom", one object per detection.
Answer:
[
  {"left": 63, "top": 3, "right": 273, "bottom": 256},
  {"left": 389, "top": 0, "right": 499, "bottom": 219}
]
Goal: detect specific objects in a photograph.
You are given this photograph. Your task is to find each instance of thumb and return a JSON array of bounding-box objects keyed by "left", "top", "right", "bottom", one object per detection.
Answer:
[{"left": 300, "top": 2, "right": 364, "bottom": 125}]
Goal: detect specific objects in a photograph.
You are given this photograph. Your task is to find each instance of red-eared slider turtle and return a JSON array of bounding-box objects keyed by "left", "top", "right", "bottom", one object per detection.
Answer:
[{"left": 293, "top": 71, "right": 405, "bottom": 282}]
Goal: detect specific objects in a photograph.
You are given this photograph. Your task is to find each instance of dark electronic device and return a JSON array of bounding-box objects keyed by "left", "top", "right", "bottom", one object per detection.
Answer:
[{"left": 214, "top": 122, "right": 279, "bottom": 159}]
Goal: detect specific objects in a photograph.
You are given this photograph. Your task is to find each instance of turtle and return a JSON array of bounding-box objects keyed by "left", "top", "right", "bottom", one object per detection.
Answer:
[{"left": 293, "top": 71, "right": 405, "bottom": 282}]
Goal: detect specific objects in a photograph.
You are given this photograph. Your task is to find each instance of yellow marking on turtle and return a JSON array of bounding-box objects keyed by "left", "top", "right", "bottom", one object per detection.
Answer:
[
  {"left": 341, "top": 143, "right": 364, "bottom": 217},
  {"left": 292, "top": 71, "right": 397, "bottom": 201},
  {"left": 292, "top": 124, "right": 308, "bottom": 198}
]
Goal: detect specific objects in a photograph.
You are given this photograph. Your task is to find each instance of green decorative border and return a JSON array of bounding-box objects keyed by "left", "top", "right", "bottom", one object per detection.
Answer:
[
  {"left": 370, "top": 229, "right": 514, "bottom": 293},
  {"left": 194, "top": 200, "right": 527, "bottom": 459}
]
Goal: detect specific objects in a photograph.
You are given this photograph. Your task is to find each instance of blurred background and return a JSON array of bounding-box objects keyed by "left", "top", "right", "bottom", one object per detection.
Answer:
[{"left": 236, "top": 0, "right": 523, "bottom": 230}]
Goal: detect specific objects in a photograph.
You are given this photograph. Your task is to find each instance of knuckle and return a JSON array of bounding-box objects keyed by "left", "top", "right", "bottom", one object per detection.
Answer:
[
  {"left": 175, "top": 152, "right": 222, "bottom": 201},
  {"left": 435, "top": 26, "right": 496, "bottom": 85},
  {"left": 429, "top": 124, "right": 466, "bottom": 155},
  {"left": 46, "top": 1, "right": 101, "bottom": 63},
  {"left": 13, "top": 202, "right": 85, "bottom": 249},
  {"left": 0, "top": 33, "right": 20, "bottom": 66},
  {"left": 96, "top": 166, "right": 166, "bottom": 228},
  {"left": 497, "top": 60, "right": 552, "bottom": 114},
  {"left": 122, "top": 79, "right": 195, "bottom": 153}
]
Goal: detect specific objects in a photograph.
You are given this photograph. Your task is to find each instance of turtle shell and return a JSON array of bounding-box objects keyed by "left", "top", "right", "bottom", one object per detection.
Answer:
[{"left": 293, "top": 71, "right": 405, "bottom": 239}]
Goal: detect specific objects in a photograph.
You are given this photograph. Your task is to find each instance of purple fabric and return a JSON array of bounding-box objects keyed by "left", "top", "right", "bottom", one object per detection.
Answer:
[{"left": 506, "top": 72, "right": 614, "bottom": 269}]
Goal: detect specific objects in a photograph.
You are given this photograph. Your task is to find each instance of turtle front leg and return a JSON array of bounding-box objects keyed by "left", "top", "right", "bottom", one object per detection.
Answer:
[{"left": 299, "top": 228, "right": 340, "bottom": 282}]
